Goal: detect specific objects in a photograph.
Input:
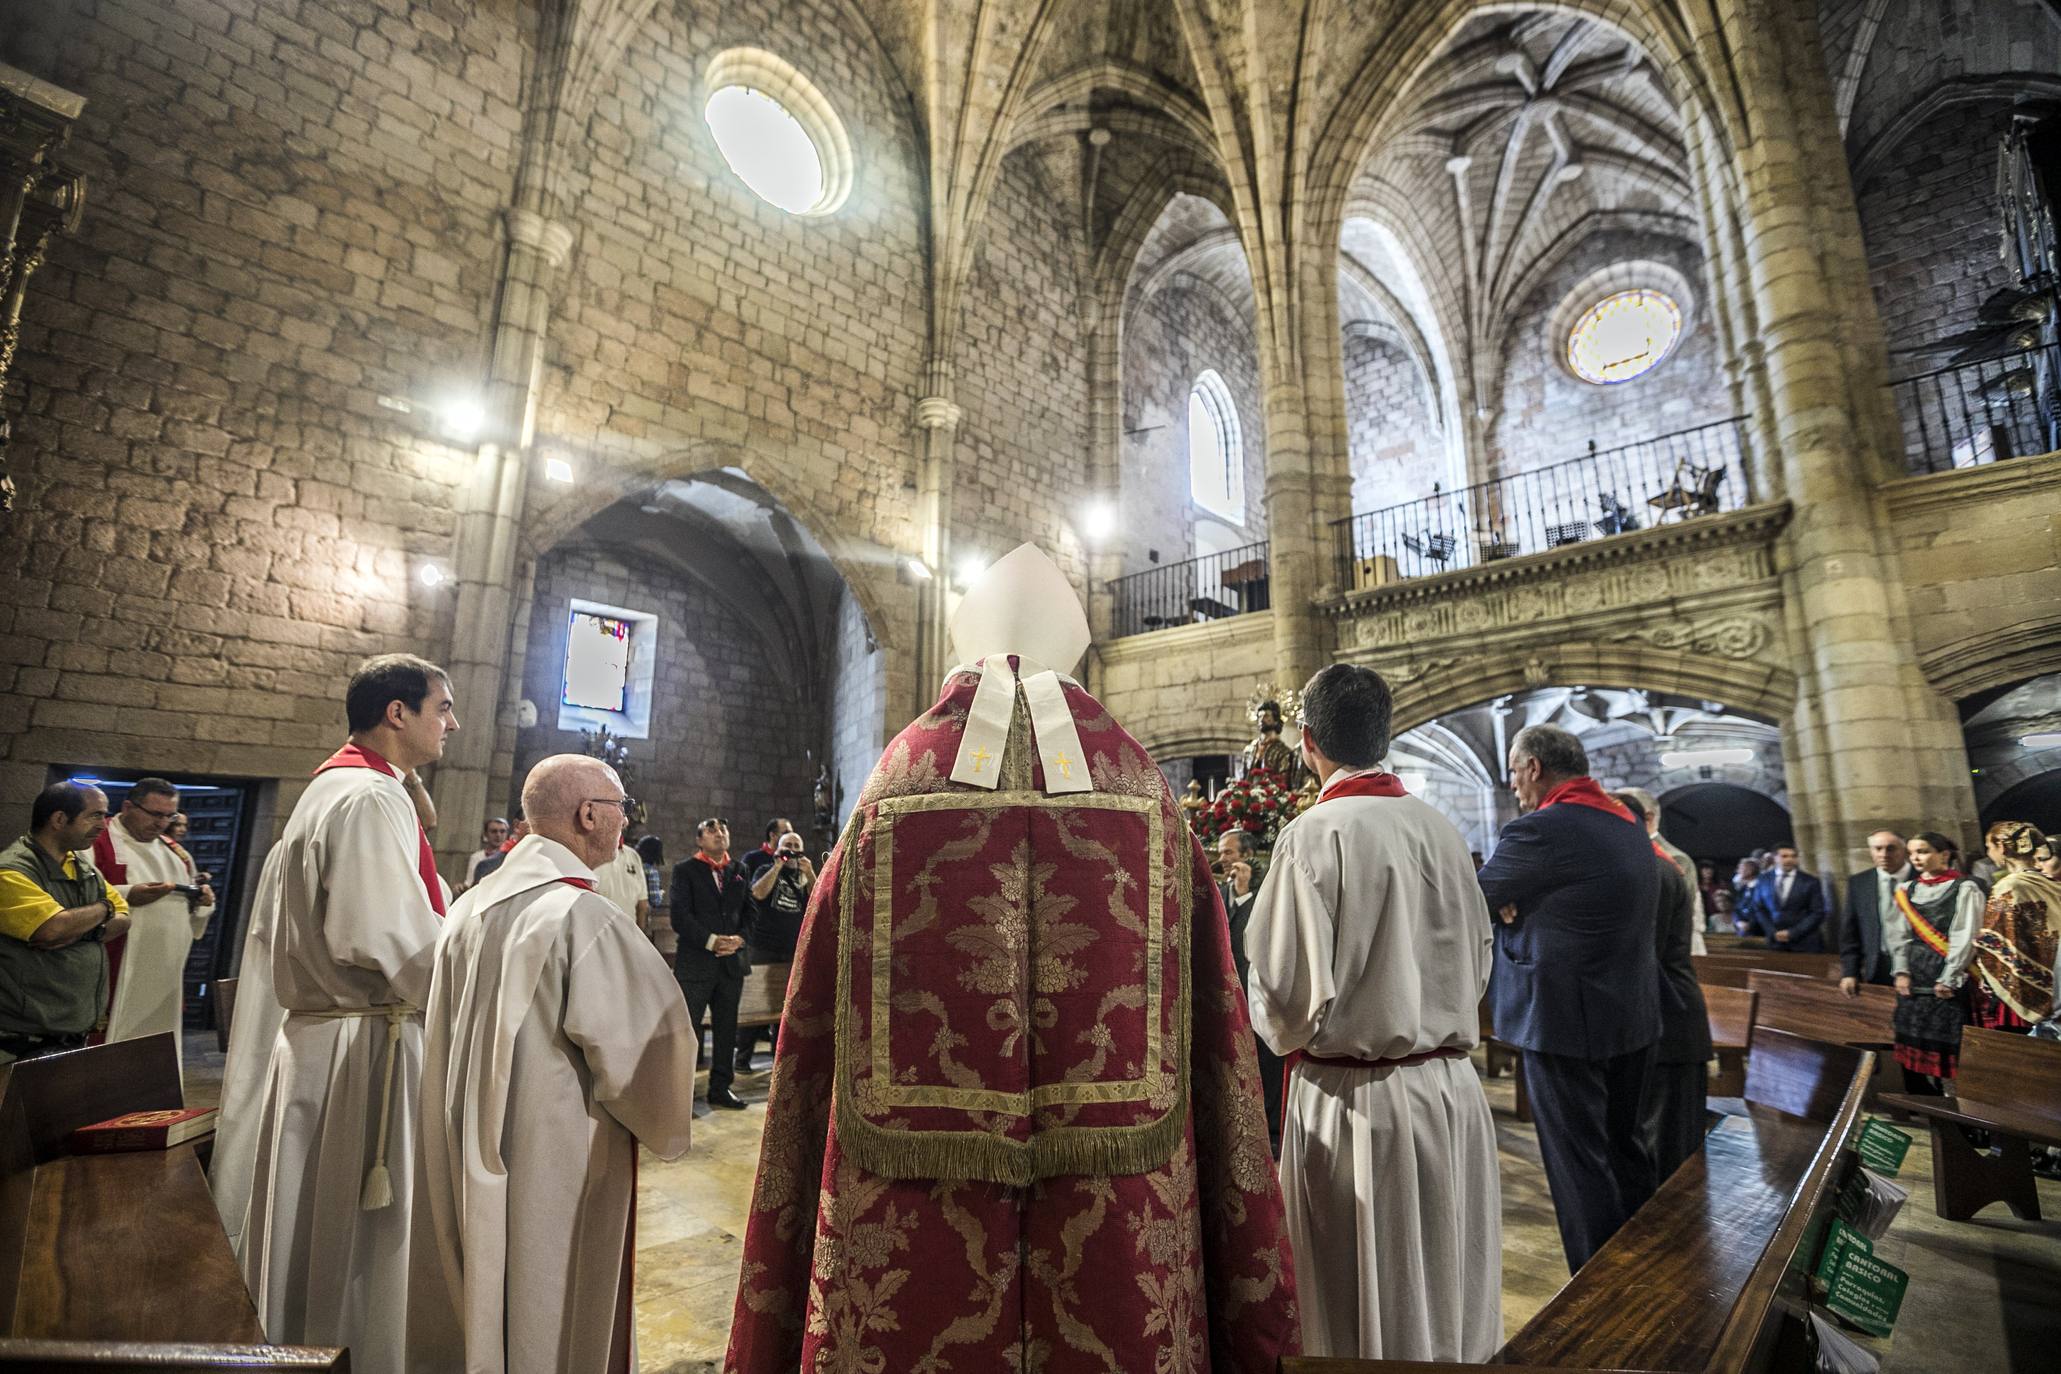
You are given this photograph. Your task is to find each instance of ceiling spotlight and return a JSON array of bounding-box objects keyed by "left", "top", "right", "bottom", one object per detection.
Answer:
[
  {"left": 544, "top": 457, "right": 575, "bottom": 484},
  {"left": 439, "top": 396, "right": 486, "bottom": 444},
  {"left": 2020, "top": 732, "right": 2061, "bottom": 749},
  {"left": 419, "top": 564, "right": 446, "bottom": 588},
  {"left": 902, "top": 557, "right": 932, "bottom": 582},
  {"left": 1083, "top": 500, "right": 1116, "bottom": 541}
]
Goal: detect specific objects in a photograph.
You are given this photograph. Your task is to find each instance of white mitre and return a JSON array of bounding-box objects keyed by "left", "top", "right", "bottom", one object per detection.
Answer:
[{"left": 946, "top": 543, "right": 1093, "bottom": 794}]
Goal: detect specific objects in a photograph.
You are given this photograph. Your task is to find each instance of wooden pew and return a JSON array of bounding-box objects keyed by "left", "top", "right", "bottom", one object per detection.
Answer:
[
  {"left": 1692, "top": 949, "right": 1840, "bottom": 989},
  {"left": 1745, "top": 970, "right": 1895, "bottom": 1048},
  {"left": 736, "top": 962, "right": 793, "bottom": 1030},
  {"left": 0, "top": 1034, "right": 344, "bottom": 1370},
  {"left": 1878, "top": 1024, "right": 2061, "bottom": 1222},
  {"left": 1704, "top": 985, "right": 1755, "bottom": 1097},
  {"left": 1284, "top": 1026, "right": 1875, "bottom": 1374}
]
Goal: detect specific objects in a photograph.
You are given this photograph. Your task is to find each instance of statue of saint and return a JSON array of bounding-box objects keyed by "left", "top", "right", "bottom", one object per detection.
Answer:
[{"left": 1242, "top": 699, "right": 1302, "bottom": 784}]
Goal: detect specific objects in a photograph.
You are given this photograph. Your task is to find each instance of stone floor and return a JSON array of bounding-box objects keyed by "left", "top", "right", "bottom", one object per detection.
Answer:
[{"left": 182, "top": 1040, "right": 2058, "bottom": 1372}]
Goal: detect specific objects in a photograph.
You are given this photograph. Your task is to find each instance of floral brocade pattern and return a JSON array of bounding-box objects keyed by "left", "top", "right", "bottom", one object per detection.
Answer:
[{"left": 726, "top": 670, "right": 1298, "bottom": 1373}]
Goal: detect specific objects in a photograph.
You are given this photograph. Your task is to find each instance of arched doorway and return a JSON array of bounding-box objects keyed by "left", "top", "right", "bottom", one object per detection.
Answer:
[
  {"left": 1963, "top": 670, "right": 2061, "bottom": 837},
  {"left": 1656, "top": 783, "right": 1794, "bottom": 866}
]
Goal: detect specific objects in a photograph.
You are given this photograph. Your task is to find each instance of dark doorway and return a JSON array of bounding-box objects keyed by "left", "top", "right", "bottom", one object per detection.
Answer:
[
  {"left": 1982, "top": 770, "right": 2061, "bottom": 836},
  {"left": 46, "top": 767, "right": 261, "bottom": 1035},
  {"left": 1658, "top": 782, "right": 1794, "bottom": 868}
]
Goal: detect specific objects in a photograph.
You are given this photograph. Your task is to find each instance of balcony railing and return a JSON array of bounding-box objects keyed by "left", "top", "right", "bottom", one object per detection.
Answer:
[
  {"left": 1110, "top": 538, "right": 1271, "bottom": 638},
  {"left": 1889, "top": 343, "right": 2061, "bottom": 475},
  {"left": 1332, "top": 417, "right": 1753, "bottom": 590}
]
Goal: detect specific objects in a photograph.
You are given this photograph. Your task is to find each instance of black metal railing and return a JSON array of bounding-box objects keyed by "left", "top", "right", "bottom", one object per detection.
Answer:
[
  {"left": 1889, "top": 343, "right": 2061, "bottom": 475},
  {"left": 1110, "top": 539, "right": 1271, "bottom": 637},
  {"left": 1332, "top": 417, "right": 1753, "bottom": 589}
]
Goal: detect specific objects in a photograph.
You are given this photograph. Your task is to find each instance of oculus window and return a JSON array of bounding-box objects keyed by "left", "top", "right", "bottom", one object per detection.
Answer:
[
  {"left": 1188, "top": 370, "right": 1245, "bottom": 523},
  {"left": 1567, "top": 289, "right": 1682, "bottom": 384},
  {"left": 703, "top": 49, "right": 853, "bottom": 216},
  {"left": 558, "top": 599, "right": 658, "bottom": 739}
]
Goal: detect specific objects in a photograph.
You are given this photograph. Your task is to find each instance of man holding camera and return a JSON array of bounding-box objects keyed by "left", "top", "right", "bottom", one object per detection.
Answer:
[
  {"left": 672, "top": 818, "right": 753, "bottom": 1110},
  {"left": 89, "top": 776, "right": 216, "bottom": 1056},
  {"left": 0, "top": 783, "right": 133, "bottom": 1062},
  {"left": 737, "top": 830, "right": 815, "bottom": 1071}
]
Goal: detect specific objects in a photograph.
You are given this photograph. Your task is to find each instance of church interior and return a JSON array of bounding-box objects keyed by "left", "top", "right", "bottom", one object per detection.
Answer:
[{"left": 3, "top": 0, "right": 2061, "bottom": 1369}]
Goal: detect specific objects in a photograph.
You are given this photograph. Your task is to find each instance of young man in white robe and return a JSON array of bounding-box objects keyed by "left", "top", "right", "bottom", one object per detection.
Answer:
[
  {"left": 210, "top": 654, "right": 458, "bottom": 1374},
  {"left": 1245, "top": 663, "right": 1503, "bottom": 1362},
  {"left": 409, "top": 753, "right": 698, "bottom": 1374},
  {"left": 87, "top": 777, "right": 215, "bottom": 1055}
]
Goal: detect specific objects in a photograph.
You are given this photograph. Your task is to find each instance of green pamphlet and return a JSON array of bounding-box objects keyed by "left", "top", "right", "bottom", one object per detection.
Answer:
[
  {"left": 1814, "top": 1217, "right": 1909, "bottom": 1338},
  {"left": 1856, "top": 1119, "right": 1911, "bottom": 1176}
]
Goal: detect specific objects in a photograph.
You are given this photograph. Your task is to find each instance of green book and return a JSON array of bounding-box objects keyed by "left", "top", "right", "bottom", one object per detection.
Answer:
[
  {"left": 1856, "top": 1119, "right": 1912, "bottom": 1176},
  {"left": 1823, "top": 1242, "right": 1910, "bottom": 1337}
]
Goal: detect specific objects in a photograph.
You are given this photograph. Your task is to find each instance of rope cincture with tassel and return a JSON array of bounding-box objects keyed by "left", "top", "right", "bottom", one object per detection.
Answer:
[{"left": 360, "top": 1007, "right": 409, "bottom": 1210}]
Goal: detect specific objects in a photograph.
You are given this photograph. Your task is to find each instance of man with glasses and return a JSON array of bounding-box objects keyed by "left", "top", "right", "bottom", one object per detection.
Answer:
[
  {"left": 588, "top": 797, "right": 652, "bottom": 933},
  {"left": 671, "top": 817, "right": 753, "bottom": 1110},
  {"left": 88, "top": 776, "right": 216, "bottom": 1054},
  {"left": 0, "top": 783, "right": 132, "bottom": 1062}
]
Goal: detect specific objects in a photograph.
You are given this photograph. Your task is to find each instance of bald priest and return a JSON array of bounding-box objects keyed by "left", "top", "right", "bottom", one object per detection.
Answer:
[{"left": 726, "top": 544, "right": 1298, "bottom": 1373}]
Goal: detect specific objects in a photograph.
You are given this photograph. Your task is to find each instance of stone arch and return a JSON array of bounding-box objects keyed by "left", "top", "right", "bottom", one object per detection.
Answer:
[
  {"left": 1923, "top": 614, "right": 2061, "bottom": 706},
  {"left": 1656, "top": 781, "right": 1794, "bottom": 859},
  {"left": 1132, "top": 727, "right": 1249, "bottom": 762},
  {"left": 1384, "top": 646, "right": 1796, "bottom": 737}
]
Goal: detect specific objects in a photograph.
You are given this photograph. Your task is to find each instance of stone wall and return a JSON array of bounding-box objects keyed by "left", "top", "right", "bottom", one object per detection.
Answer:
[
  {"left": 511, "top": 541, "right": 817, "bottom": 870},
  {"left": 1117, "top": 278, "right": 1267, "bottom": 576},
  {"left": 1487, "top": 233, "right": 1733, "bottom": 487},
  {"left": 825, "top": 582, "right": 884, "bottom": 833},
  {"left": 1344, "top": 327, "right": 1446, "bottom": 514},
  {"left": 1091, "top": 614, "right": 1274, "bottom": 762}
]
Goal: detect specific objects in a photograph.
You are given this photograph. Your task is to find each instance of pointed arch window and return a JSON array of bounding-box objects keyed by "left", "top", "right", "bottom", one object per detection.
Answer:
[{"left": 1188, "top": 370, "right": 1244, "bottom": 522}]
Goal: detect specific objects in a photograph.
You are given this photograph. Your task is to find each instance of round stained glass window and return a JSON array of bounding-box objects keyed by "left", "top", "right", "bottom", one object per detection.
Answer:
[
  {"left": 1566, "top": 289, "right": 1683, "bottom": 384},
  {"left": 705, "top": 86, "right": 827, "bottom": 215}
]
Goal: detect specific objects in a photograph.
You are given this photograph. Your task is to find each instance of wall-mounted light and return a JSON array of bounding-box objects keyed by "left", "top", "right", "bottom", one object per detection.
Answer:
[
  {"left": 955, "top": 553, "right": 987, "bottom": 587},
  {"left": 419, "top": 564, "right": 446, "bottom": 588},
  {"left": 1082, "top": 500, "right": 1116, "bottom": 541},
  {"left": 2021, "top": 732, "right": 2061, "bottom": 749},
  {"left": 1659, "top": 747, "right": 1753, "bottom": 769},
  {"left": 544, "top": 457, "right": 575, "bottom": 484},
  {"left": 439, "top": 396, "right": 485, "bottom": 444},
  {"left": 901, "top": 557, "right": 932, "bottom": 582}
]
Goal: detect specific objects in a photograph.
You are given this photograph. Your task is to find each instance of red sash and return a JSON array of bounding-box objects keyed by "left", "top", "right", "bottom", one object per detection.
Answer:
[
  {"left": 1537, "top": 777, "right": 1639, "bottom": 825},
  {"left": 90, "top": 829, "right": 127, "bottom": 884},
  {"left": 1894, "top": 883, "right": 1955, "bottom": 958},
  {"left": 314, "top": 743, "right": 447, "bottom": 917},
  {"left": 1316, "top": 771, "right": 1408, "bottom": 803}
]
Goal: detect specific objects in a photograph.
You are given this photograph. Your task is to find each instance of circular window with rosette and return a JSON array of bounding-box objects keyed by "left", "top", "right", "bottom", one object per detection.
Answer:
[
  {"left": 1566, "top": 288, "right": 1683, "bottom": 384},
  {"left": 703, "top": 48, "right": 854, "bottom": 217}
]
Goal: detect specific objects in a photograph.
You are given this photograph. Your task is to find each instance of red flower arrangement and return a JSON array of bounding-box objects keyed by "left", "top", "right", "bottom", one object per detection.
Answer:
[{"left": 1188, "top": 767, "right": 1311, "bottom": 847}]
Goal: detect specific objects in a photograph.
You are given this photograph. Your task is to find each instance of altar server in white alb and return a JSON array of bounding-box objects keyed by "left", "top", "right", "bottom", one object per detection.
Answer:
[
  {"left": 88, "top": 776, "right": 215, "bottom": 1054},
  {"left": 1245, "top": 663, "right": 1502, "bottom": 1362},
  {"left": 410, "top": 753, "right": 698, "bottom": 1373},
  {"left": 210, "top": 654, "right": 457, "bottom": 1374}
]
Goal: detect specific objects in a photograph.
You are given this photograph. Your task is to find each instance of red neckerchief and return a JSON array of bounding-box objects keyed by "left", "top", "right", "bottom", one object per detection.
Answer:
[
  {"left": 314, "top": 742, "right": 447, "bottom": 917},
  {"left": 1317, "top": 770, "right": 1408, "bottom": 802},
  {"left": 693, "top": 850, "right": 733, "bottom": 892},
  {"left": 559, "top": 876, "right": 598, "bottom": 892},
  {"left": 498, "top": 836, "right": 518, "bottom": 853},
  {"left": 759, "top": 842, "right": 777, "bottom": 856},
  {"left": 1916, "top": 869, "right": 1965, "bottom": 885},
  {"left": 1537, "top": 777, "right": 1639, "bottom": 826}
]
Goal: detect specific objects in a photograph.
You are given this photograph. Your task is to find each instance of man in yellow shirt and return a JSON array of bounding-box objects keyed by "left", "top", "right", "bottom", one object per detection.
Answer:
[{"left": 0, "top": 782, "right": 132, "bottom": 1062}]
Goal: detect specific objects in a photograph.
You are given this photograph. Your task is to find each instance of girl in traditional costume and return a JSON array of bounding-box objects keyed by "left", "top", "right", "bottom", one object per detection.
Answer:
[
  {"left": 1885, "top": 831, "right": 1986, "bottom": 1092},
  {"left": 1972, "top": 822, "right": 2059, "bottom": 1032}
]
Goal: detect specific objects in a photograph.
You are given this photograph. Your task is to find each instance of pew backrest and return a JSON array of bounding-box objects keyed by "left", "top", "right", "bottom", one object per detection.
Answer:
[
  {"left": 1956, "top": 1025, "right": 2061, "bottom": 1134},
  {"left": 1692, "top": 949, "right": 1841, "bottom": 990},
  {"left": 6, "top": 1036, "right": 180, "bottom": 1164},
  {"left": 0, "top": 1340, "right": 347, "bottom": 1371},
  {"left": 1744, "top": 1024, "right": 1868, "bottom": 1122},
  {"left": 1704, "top": 985, "right": 1756, "bottom": 1051},
  {"left": 735, "top": 962, "right": 793, "bottom": 1029},
  {"left": 1746, "top": 971, "right": 1896, "bottom": 1049}
]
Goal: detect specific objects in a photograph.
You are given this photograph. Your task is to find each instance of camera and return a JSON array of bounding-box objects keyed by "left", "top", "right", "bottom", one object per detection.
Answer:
[
  {"left": 779, "top": 852, "right": 798, "bottom": 865},
  {"left": 172, "top": 884, "right": 204, "bottom": 901}
]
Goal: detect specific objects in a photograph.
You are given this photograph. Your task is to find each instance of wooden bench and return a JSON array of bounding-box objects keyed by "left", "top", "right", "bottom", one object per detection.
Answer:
[
  {"left": 736, "top": 962, "right": 792, "bottom": 1030},
  {"left": 0, "top": 1034, "right": 343, "bottom": 1370},
  {"left": 1878, "top": 1024, "right": 2061, "bottom": 1222},
  {"left": 1284, "top": 1026, "right": 1876, "bottom": 1374},
  {"left": 1745, "top": 970, "right": 1895, "bottom": 1046},
  {"left": 1703, "top": 985, "right": 1755, "bottom": 1096},
  {"left": 1692, "top": 949, "right": 1840, "bottom": 989}
]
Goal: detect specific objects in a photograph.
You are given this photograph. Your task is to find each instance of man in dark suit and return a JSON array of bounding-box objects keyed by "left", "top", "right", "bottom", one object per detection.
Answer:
[
  {"left": 1839, "top": 829, "right": 1909, "bottom": 994},
  {"left": 1216, "top": 827, "right": 1279, "bottom": 1153},
  {"left": 1738, "top": 845, "right": 1829, "bottom": 952},
  {"left": 671, "top": 817, "right": 753, "bottom": 1110},
  {"left": 1478, "top": 724, "right": 1660, "bottom": 1272}
]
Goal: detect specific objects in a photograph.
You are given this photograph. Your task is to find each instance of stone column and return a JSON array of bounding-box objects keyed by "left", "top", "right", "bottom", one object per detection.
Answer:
[
  {"left": 0, "top": 64, "right": 86, "bottom": 516},
  {"left": 912, "top": 387, "right": 960, "bottom": 717},
  {"left": 434, "top": 208, "right": 574, "bottom": 870},
  {"left": 1720, "top": 0, "right": 1977, "bottom": 873}
]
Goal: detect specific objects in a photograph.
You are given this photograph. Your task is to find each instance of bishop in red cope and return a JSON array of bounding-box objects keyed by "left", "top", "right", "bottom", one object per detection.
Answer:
[{"left": 727, "top": 543, "right": 1297, "bottom": 1373}]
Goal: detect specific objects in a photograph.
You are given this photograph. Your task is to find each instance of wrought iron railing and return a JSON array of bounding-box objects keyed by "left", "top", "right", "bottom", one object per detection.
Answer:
[
  {"left": 1889, "top": 343, "right": 2061, "bottom": 474},
  {"left": 1109, "top": 539, "right": 1271, "bottom": 637},
  {"left": 1332, "top": 417, "right": 1753, "bottom": 589}
]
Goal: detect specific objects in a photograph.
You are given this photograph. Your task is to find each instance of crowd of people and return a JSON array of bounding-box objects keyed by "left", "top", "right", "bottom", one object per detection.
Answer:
[{"left": 0, "top": 630, "right": 2055, "bottom": 1370}]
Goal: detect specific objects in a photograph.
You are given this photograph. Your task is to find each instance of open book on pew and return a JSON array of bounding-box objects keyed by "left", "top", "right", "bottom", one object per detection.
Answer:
[{"left": 67, "top": 1105, "right": 217, "bottom": 1154}]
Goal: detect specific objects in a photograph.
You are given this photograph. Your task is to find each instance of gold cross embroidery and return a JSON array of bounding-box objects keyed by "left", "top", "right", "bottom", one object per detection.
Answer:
[
  {"left": 969, "top": 746, "right": 993, "bottom": 774},
  {"left": 1050, "top": 751, "right": 1074, "bottom": 779}
]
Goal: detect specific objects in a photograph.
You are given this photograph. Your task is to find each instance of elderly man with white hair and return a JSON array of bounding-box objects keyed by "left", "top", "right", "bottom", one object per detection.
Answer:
[
  {"left": 1620, "top": 786, "right": 1707, "bottom": 956},
  {"left": 409, "top": 753, "right": 698, "bottom": 1374}
]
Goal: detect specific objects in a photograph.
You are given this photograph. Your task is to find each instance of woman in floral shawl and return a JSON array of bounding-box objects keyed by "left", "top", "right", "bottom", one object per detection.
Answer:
[
  {"left": 1886, "top": 831, "right": 1986, "bottom": 1091},
  {"left": 1972, "top": 822, "right": 2059, "bottom": 1032}
]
